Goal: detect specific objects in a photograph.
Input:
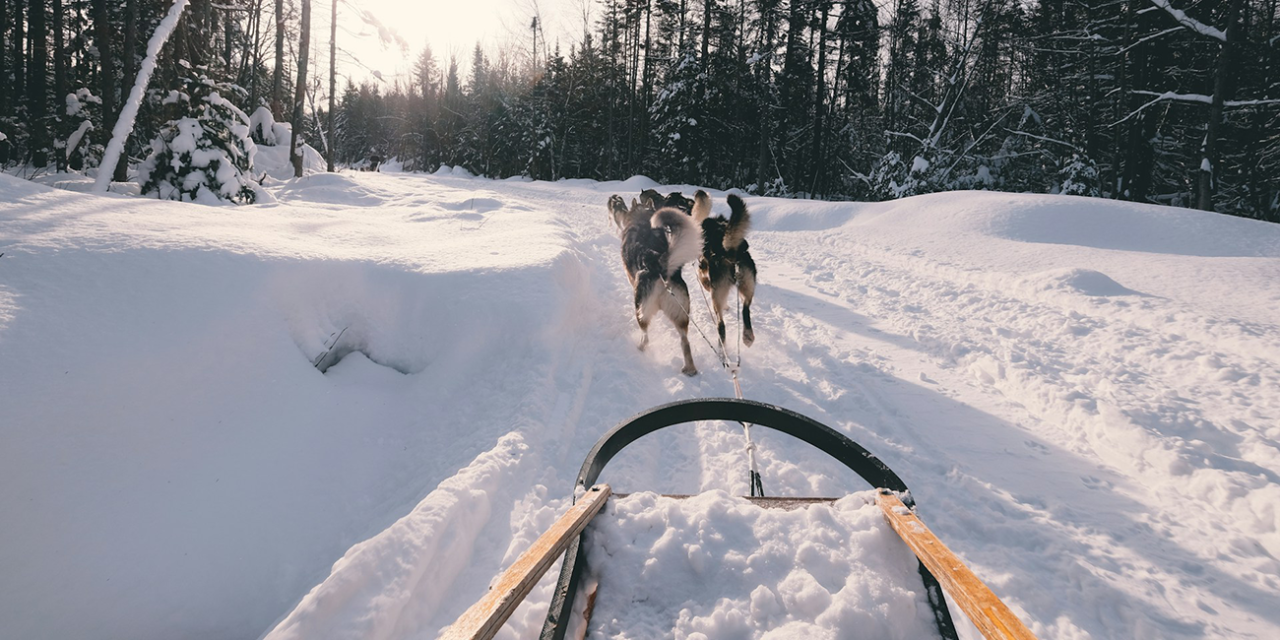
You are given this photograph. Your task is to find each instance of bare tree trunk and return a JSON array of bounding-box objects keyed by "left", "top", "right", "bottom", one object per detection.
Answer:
[
  {"left": 290, "top": 0, "right": 311, "bottom": 177},
  {"left": 247, "top": 0, "right": 264, "bottom": 106},
  {"left": 54, "top": 0, "right": 66, "bottom": 120},
  {"left": 272, "top": 0, "right": 284, "bottom": 118},
  {"left": 810, "top": 0, "right": 830, "bottom": 195},
  {"left": 13, "top": 0, "right": 25, "bottom": 103},
  {"left": 327, "top": 0, "right": 336, "bottom": 172},
  {"left": 755, "top": 4, "right": 777, "bottom": 192},
  {"left": 93, "top": 0, "right": 117, "bottom": 179},
  {"left": 55, "top": 0, "right": 69, "bottom": 170},
  {"left": 641, "top": 0, "right": 652, "bottom": 172},
  {"left": 0, "top": 0, "right": 8, "bottom": 120},
  {"left": 701, "top": 0, "right": 712, "bottom": 74},
  {"left": 224, "top": 6, "right": 233, "bottom": 70},
  {"left": 28, "top": 0, "right": 48, "bottom": 166},
  {"left": 115, "top": 0, "right": 136, "bottom": 181},
  {"left": 1197, "top": 0, "right": 1242, "bottom": 211}
]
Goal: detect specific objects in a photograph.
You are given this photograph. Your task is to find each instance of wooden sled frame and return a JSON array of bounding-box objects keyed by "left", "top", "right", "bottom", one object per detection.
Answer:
[{"left": 443, "top": 398, "right": 1036, "bottom": 640}]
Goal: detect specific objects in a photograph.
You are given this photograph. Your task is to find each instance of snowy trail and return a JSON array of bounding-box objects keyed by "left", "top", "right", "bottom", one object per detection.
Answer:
[
  {"left": 3, "top": 170, "right": 1278, "bottom": 639},
  {"left": 277, "top": 173, "right": 1279, "bottom": 639}
]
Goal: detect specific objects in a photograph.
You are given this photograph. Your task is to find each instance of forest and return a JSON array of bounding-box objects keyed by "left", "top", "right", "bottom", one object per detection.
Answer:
[{"left": 1, "top": 0, "right": 1277, "bottom": 220}]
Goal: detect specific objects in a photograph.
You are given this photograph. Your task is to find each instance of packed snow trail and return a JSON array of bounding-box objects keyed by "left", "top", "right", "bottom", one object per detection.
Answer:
[
  {"left": 1, "top": 169, "right": 1278, "bottom": 639},
  {"left": 263, "top": 172, "right": 1280, "bottom": 640}
]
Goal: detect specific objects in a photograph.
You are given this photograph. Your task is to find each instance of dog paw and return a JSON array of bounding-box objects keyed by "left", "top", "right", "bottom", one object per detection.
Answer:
[{"left": 682, "top": 365, "right": 698, "bottom": 377}]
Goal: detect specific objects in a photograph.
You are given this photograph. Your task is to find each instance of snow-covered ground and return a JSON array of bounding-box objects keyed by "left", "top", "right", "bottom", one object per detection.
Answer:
[{"left": 1, "top": 167, "right": 1278, "bottom": 640}]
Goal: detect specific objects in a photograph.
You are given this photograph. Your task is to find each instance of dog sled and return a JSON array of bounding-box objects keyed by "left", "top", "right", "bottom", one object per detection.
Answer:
[{"left": 442, "top": 398, "right": 1037, "bottom": 640}]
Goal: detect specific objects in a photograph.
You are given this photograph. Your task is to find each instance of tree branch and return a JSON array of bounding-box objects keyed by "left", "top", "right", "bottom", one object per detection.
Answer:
[{"left": 1147, "top": 0, "right": 1226, "bottom": 41}]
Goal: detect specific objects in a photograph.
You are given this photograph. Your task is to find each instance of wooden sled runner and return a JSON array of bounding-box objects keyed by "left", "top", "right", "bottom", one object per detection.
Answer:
[{"left": 443, "top": 398, "right": 1037, "bottom": 640}]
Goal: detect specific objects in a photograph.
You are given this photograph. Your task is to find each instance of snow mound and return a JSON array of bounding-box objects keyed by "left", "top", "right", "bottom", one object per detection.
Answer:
[
  {"left": 439, "top": 197, "right": 504, "bottom": 213},
  {"left": 583, "top": 492, "right": 937, "bottom": 639},
  {"left": 269, "top": 172, "right": 390, "bottom": 206},
  {"left": 1020, "top": 268, "right": 1142, "bottom": 297},
  {"left": 748, "top": 198, "right": 856, "bottom": 232},
  {"left": 256, "top": 142, "right": 327, "bottom": 181},
  {"left": 986, "top": 194, "right": 1280, "bottom": 258},
  {"left": 617, "top": 174, "right": 660, "bottom": 190},
  {"left": 431, "top": 165, "right": 476, "bottom": 178}
]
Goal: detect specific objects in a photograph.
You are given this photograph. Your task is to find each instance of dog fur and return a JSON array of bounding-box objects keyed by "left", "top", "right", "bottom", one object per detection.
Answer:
[
  {"left": 692, "top": 190, "right": 757, "bottom": 348},
  {"left": 609, "top": 194, "right": 704, "bottom": 375}
]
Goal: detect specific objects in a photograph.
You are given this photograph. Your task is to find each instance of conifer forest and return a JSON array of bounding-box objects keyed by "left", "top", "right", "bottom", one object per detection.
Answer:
[{"left": 1, "top": 0, "right": 1278, "bottom": 220}]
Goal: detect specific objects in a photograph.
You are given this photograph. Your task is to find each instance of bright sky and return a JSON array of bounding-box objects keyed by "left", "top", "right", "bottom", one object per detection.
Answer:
[{"left": 329, "top": 0, "right": 589, "bottom": 89}]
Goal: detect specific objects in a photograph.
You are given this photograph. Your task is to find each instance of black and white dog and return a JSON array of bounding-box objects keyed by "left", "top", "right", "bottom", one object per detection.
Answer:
[
  {"left": 692, "top": 191, "right": 757, "bottom": 347},
  {"left": 609, "top": 194, "right": 704, "bottom": 376}
]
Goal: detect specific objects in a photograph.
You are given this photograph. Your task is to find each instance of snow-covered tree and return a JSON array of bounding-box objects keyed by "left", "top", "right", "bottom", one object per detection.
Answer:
[{"left": 137, "top": 67, "right": 259, "bottom": 204}]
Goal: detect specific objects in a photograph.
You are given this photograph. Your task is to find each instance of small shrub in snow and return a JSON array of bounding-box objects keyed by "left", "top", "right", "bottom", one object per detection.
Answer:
[
  {"left": 871, "top": 151, "right": 936, "bottom": 199},
  {"left": 138, "top": 68, "right": 259, "bottom": 204},
  {"left": 1056, "top": 154, "right": 1102, "bottom": 197},
  {"left": 62, "top": 89, "right": 103, "bottom": 170},
  {"left": 249, "top": 106, "right": 292, "bottom": 147}
]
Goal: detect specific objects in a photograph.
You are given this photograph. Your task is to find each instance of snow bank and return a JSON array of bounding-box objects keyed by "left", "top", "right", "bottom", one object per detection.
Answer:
[
  {"left": 265, "top": 434, "right": 530, "bottom": 640},
  {"left": 0, "top": 172, "right": 585, "bottom": 640}
]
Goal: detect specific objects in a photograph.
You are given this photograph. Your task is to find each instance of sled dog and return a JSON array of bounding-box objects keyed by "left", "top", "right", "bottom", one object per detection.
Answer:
[
  {"left": 692, "top": 190, "right": 757, "bottom": 347},
  {"left": 609, "top": 194, "right": 704, "bottom": 376},
  {"left": 639, "top": 189, "right": 695, "bottom": 215}
]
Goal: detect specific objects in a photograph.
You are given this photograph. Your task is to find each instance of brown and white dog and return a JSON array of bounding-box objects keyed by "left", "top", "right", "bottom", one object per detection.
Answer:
[
  {"left": 692, "top": 191, "right": 757, "bottom": 347},
  {"left": 609, "top": 194, "right": 705, "bottom": 375}
]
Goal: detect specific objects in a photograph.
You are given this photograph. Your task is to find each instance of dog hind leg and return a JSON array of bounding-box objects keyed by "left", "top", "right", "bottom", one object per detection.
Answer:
[
  {"left": 635, "top": 275, "right": 658, "bottom": 351},
  {"left": 737, "top": 266, "right": 757, "bottom": 347},
  {"left": 711, "top": 278, "right": 730, "bottom": 347},
  {"left": 661, "top": 276, "right": 698, "bottom": 376}
]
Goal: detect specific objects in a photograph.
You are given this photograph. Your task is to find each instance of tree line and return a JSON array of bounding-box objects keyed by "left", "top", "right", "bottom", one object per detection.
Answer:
[{"left": 2, "top": 0, "right": 1278, "bottom": 220}]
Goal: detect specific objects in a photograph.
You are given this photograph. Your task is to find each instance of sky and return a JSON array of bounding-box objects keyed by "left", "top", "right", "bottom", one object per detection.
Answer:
[{"left": 331, "top": 0, "right": 588, "bottom": 88}]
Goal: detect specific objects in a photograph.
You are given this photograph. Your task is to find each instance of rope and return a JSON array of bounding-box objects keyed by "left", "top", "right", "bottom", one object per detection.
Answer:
[
  {"left": 662, "top": 264, "right": 764, "bottom": 497},
  {"left": 729, "top": 266, "right": 763, "bottom": 497}
]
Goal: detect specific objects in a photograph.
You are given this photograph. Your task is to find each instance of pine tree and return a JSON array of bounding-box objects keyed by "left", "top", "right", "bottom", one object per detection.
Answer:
[{"left": 137, "top": 66, "right": 259, "bottom": 204}]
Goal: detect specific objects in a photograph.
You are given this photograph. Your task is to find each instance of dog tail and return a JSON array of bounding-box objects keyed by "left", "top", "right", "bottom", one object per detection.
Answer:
[
  {"left": 607, "top": 194, "right": 628, "bottom": 230},
  {"left": 652, "top": 207, "right": 703, "bottom": 277},
  {"left": 692, "top": 190, "right": 712, "bottom": 223},
  {"left": 724, "top": 194, "right": 751, "bottom": 250}
]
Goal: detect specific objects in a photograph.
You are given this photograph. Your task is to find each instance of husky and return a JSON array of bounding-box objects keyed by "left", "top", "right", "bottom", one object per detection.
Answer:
[
  {"left": 609, "top": 194, "right": 704, "bottom": 376},
  {"left": 692, "top": 190, "right": 757, "bottom": 348},
  {"left": 639, "top": 189, "right": 695, "bottom": 215}
]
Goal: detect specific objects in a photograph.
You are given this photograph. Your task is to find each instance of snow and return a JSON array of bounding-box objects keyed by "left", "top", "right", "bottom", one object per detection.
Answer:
[
  {"left": 250, "top": 106, "right": 293, "bottom": 147},
  {"left": 580, "top": 492, "right": 938, "bottom": 639},
  {"left": 2, "top": 172, "right": 1279, "bottom": 640}
]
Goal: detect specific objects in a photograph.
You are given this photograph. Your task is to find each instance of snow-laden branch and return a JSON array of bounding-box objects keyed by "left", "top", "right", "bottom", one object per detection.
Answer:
[
  {"left": 1112, "top": 90, "right": 1280, "bottom": 127},
  {"left": 1132, "top": 90, "right": 1280, "bottom": 107},
  {"left": 1147, "top": 0, "right": 1226, "bottom": 41},
  {"left": 95, "top": 0, "right": 190, "bottom": 192},
  {"left": 1005, "top": 129, "right": 1081, "bottom": 151},
  {"left": 1116, "top": 27, "right": 1183, "bottom": 54}
]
